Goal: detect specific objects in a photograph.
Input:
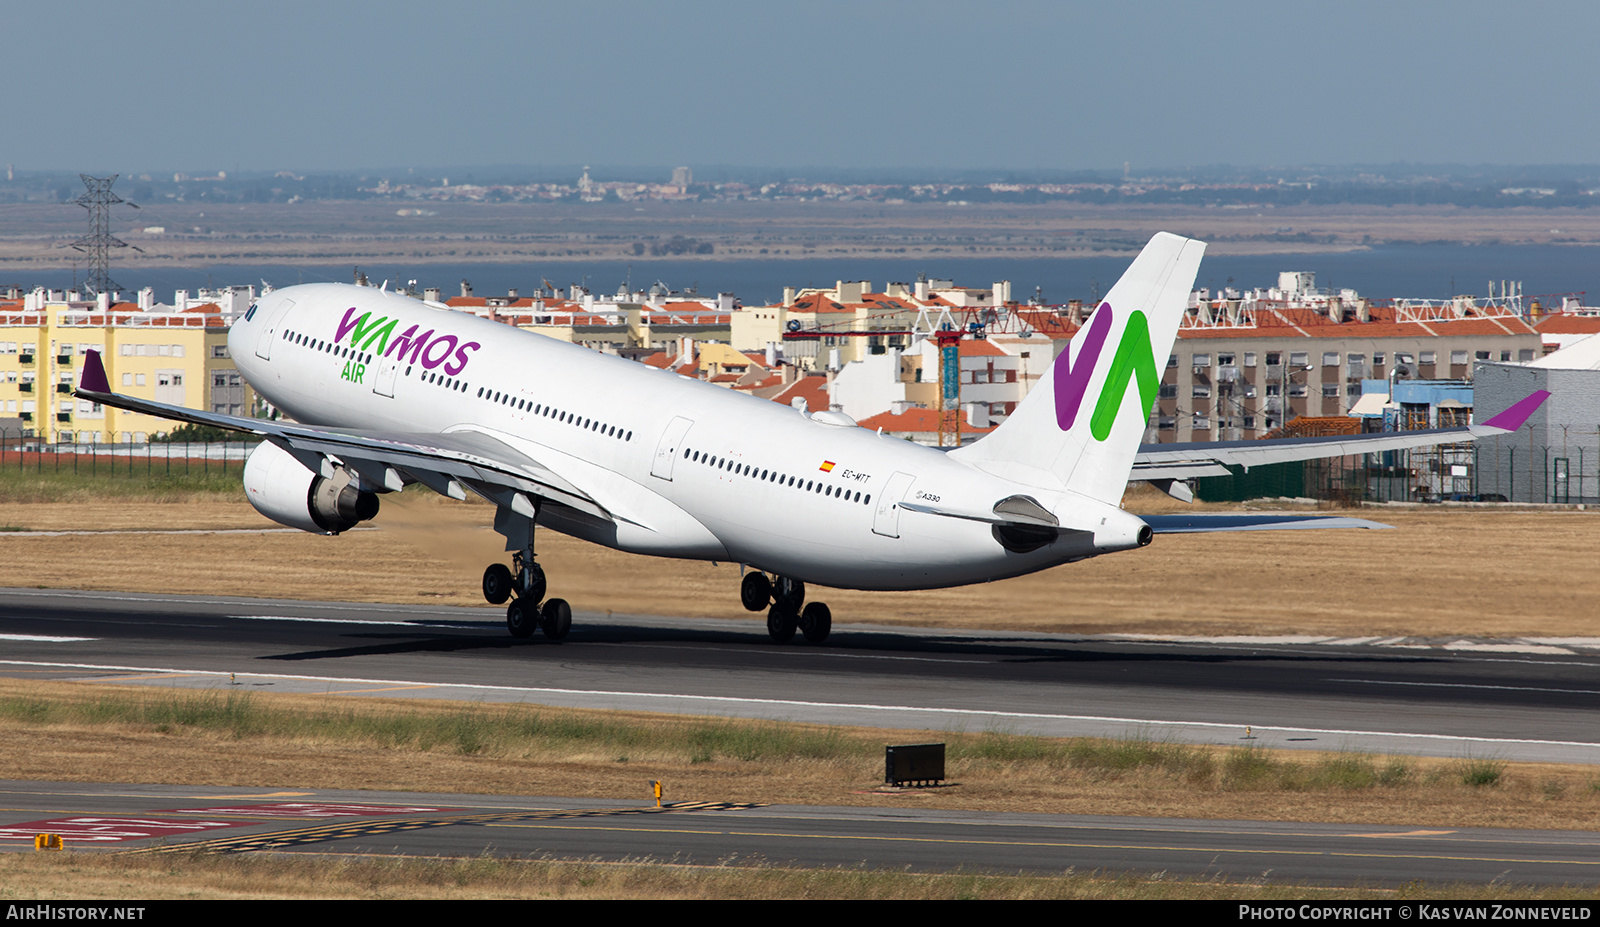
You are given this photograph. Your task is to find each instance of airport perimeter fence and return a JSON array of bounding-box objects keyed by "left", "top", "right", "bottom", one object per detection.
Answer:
[
  {"left": 1195, "top": 442, "right": 1598, "bottom": 505},
  {"left": 0, "top": 427, "right": 259, "bottom": 480},
  {"left": 3, "top": 426, "right": 1591, "bottom": 504}
]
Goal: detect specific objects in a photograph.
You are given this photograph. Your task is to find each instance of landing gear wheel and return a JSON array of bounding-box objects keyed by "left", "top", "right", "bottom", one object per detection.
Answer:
[
  {"left": 483, "top": 563, "right": 514, "bottom": 605},
  {"left": 506, "top": 598, "right": 536, "bottom": 639},
  {"left": 799, "top": 602, "right": 832, "bottom": 644},
  {"left": 540, "top": 598, "right": 572, "bottom": 641},
  {"left": 520, "top": 561, "right": 548, "bottom": 605},
  {"left": 774, "top": 576, "right": 805, "bottom": 613},
  {"left": 766, "top": 604, "right": 798, "bottom": 643},
  {"left": 741, "top": 572, "right": 773, "bottom": 612}
]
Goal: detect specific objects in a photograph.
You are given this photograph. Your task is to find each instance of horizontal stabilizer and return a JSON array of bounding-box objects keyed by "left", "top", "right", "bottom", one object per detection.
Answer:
[
  {"left": 1142, "top": 513, "right": 1393, "bottom": 533},
  {"left": 1476, "top": 389, "right": 1551, "bottom": 434}
]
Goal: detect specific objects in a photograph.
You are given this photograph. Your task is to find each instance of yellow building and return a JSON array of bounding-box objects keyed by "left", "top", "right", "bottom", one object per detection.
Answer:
[{"left": 0, "top": 291, "right": 251, "bottom": 443}]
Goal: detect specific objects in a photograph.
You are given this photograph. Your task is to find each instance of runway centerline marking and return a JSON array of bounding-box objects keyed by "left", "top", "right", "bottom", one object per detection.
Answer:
[
  {"left": 1, "top": 658, "right": 1597, "bottom": 752},
  {"left": 606, "top": 642, "right": 989, "bottom": 666},
  {"left": 1330, "top": 678, "right": 1600, "bottom": 697}
]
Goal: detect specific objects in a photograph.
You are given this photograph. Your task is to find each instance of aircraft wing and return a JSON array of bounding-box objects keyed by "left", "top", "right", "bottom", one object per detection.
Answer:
[
  {"left": 73, "top": 350, "right": 612, "bottom": 522},
  {"left": 1131, "top": 390, "right": 1550, "bottom": 482}
]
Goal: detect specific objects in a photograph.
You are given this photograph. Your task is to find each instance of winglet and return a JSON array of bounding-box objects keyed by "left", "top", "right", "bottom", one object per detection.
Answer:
[
  {"left": 1481, "top": 390, "right": 1550, "bottom": 432},
  {"left": 79, "top": 348, "right": 111, "bottom": 394}
]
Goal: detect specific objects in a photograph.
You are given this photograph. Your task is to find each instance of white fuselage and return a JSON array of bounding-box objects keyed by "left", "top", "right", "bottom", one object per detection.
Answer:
[{"left": 231, "top": 284, "right": 1146, "bottom": 590}]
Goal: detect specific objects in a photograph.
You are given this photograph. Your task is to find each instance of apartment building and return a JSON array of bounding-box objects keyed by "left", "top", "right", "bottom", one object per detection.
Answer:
[
  {"left": 1157, "top": 285, "right": 1540, "bottom": 443},
  {"left": 0, "top": 289, "right": 250, "bottom": 443}
]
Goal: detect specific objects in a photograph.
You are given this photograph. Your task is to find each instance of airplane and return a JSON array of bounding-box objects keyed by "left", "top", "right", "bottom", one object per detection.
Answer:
[{"left": 74, "top": 233, "right": 1548, "bottom": 644}]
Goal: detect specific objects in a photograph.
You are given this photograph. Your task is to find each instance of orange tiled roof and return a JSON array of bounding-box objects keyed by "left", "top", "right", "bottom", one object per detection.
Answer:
[
  {"left": 445, "top": 296, "right": 538, "bottom": 309},
  {"left": 1534, "top": 314, "right": 1600, "bottom": 334},
  {"left": 789, "top": 293, "right": 848, "bottom": 313},
  {"left": 734, "top": 372, "right": 786, "bottom": 392},
  {"left": 856, "top": 407, "right": 995, "bottom": 435},
  {"left": 958, "top": 339, "right": 1007, "bottom": 357},
  {"left": 1178, "top": 305, "right": 1536, "bottom": 341},
  {"left": 768, "top": 375, "right": 829, "bottom": 411}
]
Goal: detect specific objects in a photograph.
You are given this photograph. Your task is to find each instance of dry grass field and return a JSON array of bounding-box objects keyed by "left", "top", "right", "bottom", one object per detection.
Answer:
[
  {"left": 0, "top": 678, "right": 1595, "bottom": 833},
  {"left": 2, "top": 490, "right": 1595, "bottom": 638},
  {"left": 8, "top": 851, "right": 1585, "bottom": 901}
]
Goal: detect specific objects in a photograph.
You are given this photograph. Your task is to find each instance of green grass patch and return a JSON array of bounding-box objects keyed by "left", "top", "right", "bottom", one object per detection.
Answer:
[
  {"left": 1458, "top": 756, "right": 1507, "bottom": 788},
  {"left": 0, "top": 461, "right": 247, "bottom": 501},
  {"left": 0, "top": 689, "right": 858, "bottom": 763},
  {"left": 0, "top": 685, "right": 1575, "bottom": 807}
]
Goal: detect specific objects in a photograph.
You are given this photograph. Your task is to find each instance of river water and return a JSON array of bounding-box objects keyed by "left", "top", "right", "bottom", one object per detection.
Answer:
[{"left": 18, "top": 243, "right": 1600, "bottom": 306}]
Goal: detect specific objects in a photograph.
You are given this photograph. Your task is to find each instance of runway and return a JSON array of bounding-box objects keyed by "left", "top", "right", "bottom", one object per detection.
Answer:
[
  {"left": 4, "top": 586, "right": 1600, "bottom": 886},
  {"left": 1, "top": 587, "right": 1598, "bottom": 764},
  {"left": 2, "top": 780, "right": 1598, "bottom": 886}
]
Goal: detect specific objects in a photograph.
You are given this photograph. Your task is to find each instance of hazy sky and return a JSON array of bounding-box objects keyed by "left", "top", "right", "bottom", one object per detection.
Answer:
[{"left": 9, "top": 0, "right": 1597, "bottom": 175}]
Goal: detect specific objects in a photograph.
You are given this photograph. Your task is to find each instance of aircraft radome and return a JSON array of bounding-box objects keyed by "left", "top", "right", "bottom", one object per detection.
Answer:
[{"left": 77, "top": 233, "right": 1547, "bottom": 643}]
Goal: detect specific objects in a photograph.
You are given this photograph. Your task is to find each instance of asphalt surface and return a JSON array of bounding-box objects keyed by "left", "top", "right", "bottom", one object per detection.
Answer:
[
  {"left": 2, "top": 780, "right": 1599, "bottom": 887},
  {"left": 1, "top": 587, "right": 1598, "bottom": 763}
]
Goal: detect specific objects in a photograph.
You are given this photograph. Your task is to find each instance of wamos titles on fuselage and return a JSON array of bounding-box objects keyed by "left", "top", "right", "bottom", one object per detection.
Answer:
[{"left": 332, "top": 305, "right": 482, "bottom": 384}]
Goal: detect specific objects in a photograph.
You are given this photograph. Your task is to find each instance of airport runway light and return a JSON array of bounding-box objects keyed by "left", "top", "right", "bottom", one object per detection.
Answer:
[{"left": 651, "top": 780, "right": 663, "bottom": 808}]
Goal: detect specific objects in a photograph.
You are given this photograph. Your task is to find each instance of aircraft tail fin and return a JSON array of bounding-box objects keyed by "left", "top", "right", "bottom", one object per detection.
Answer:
[{"left": 950, "top": 232, "right": 1204, "bottom": 504}]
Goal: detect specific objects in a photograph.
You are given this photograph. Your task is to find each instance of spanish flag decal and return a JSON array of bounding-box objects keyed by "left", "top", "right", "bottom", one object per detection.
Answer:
[{"left": 819, "top": 460, "right": 836, "bottom": 473}]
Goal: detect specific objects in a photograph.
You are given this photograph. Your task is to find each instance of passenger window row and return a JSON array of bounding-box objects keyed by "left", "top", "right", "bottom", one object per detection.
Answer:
[
  {"left": 418, "top": 368, "right": 466, "bottom": 392},
  {"left": 284, "top": 330, "right": 373, "bottom": 366},
  {"left": 475, "top": 385, "right": 634, "bottom": 442},
  {"left": 681, "top": 446, "right": 870, "bottom": 505}
]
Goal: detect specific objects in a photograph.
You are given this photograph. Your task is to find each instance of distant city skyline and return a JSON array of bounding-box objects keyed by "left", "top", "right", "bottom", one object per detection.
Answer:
[{"left": 7, "top": 1, "right": 1598, "bottom": 175}]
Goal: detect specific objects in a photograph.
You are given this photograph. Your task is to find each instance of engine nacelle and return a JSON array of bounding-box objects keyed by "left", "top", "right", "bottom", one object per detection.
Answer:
[{"left": 243, "top": 441, "right": 380, "bottom": 535}]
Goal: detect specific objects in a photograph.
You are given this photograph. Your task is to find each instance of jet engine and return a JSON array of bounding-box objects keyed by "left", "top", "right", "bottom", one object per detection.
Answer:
[{"left": 242, "top": 441, "right": 380, "bottom": 535}]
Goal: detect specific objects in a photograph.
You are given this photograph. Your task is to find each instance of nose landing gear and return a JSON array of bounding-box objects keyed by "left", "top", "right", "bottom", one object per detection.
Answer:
[{"left": 743, "top": 571, "right": 830, "bottom": 644}]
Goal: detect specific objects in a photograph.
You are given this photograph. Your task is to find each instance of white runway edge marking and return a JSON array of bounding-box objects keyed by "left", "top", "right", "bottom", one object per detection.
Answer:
[
  {"left": 0, "top": 633, "right": 95, "bottom": 643},
  {"left": 3, "top": 658, "right": 1597, "bottom": 752}
]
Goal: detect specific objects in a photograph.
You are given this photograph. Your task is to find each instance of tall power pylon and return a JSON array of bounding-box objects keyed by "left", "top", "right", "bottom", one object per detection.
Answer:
[{"left": 72, "top": 174, "right": 128, "bottom": 296}]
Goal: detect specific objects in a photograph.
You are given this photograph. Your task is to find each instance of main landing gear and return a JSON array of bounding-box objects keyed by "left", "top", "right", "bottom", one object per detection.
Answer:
[
  {"left": 484, "top": 554, "right": 570, "bottom": 641},
  {"left": 741, "top": 571, "right": 831, "bottom": 644},
  {"left": 485, "top": 505, "right": 570, "bottom": 641}
]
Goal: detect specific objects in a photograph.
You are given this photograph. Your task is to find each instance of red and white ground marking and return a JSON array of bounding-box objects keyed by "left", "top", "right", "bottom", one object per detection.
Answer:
[
  {"left": 0, "top": 817, "right": 249, "bottom": 843},
  {"left": 162, "top": 803, "right": 452, "bottom": 817}
]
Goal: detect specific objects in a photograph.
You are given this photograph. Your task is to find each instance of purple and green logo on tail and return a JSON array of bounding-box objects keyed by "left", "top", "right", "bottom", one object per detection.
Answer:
[{"left": 1053, "top": 302, "right": 1159, "bottom": 441}]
